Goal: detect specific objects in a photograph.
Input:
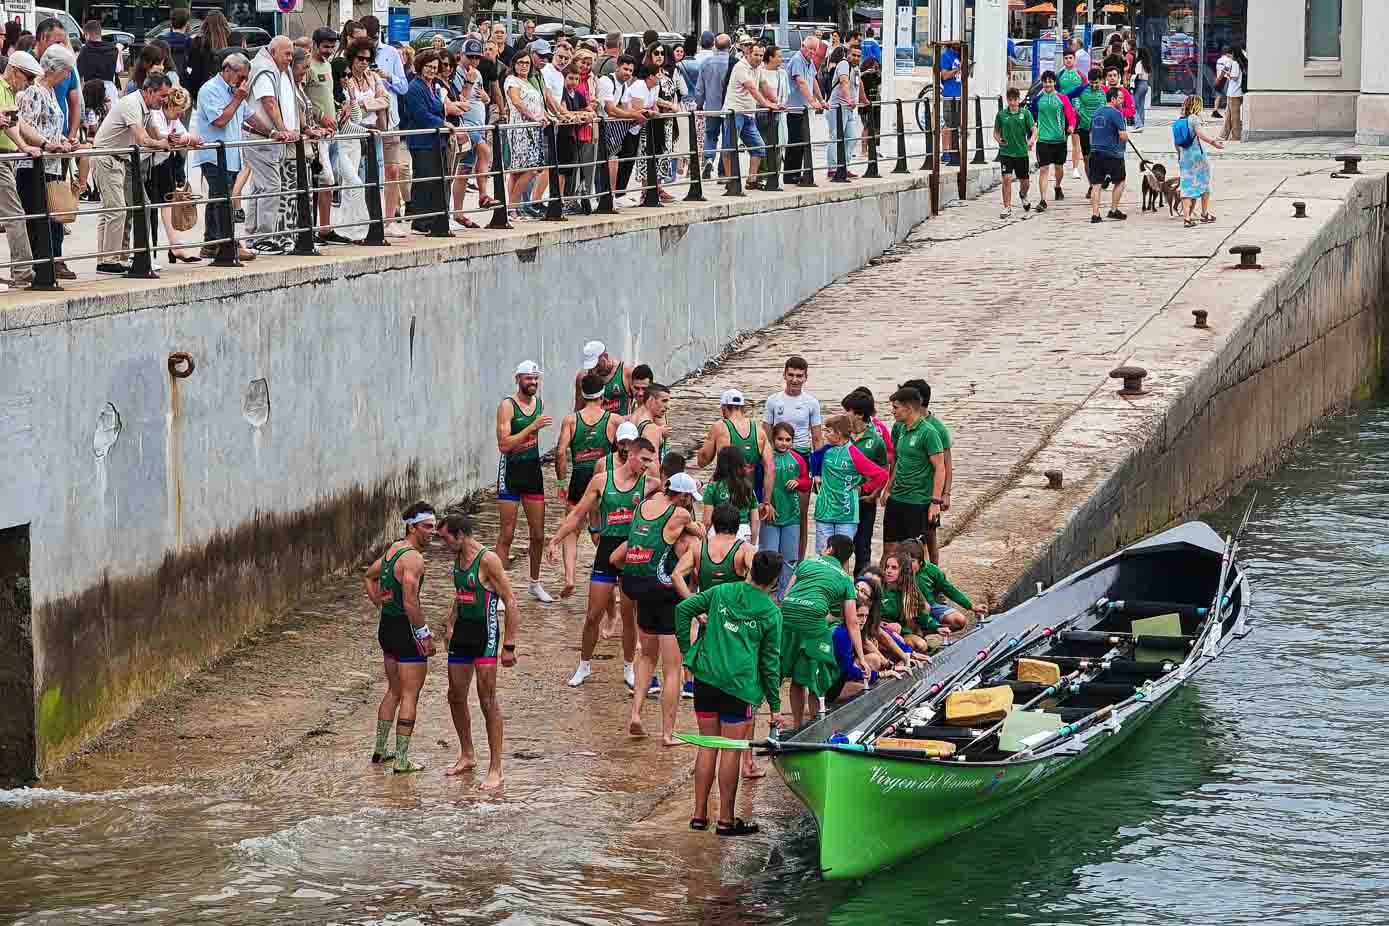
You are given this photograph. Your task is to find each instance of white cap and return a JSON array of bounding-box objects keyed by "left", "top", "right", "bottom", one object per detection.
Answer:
[
  {"left": 514, "top": 360, "right": 542, "bottom": 377},
  {"left": 719, "top": 388, "right": 745, "bottom": 407},
  {"left": 667, "top": 472, "right": 703, "bottom": 501},
  {"left": 7, "top": 51, "right": 41, "bottom": 77},
  {"left": 615, "top": 421, "right": 640, "bottom": 442},
  {"left": 582, "top": 340, "right": 606, "bottom": 368}
]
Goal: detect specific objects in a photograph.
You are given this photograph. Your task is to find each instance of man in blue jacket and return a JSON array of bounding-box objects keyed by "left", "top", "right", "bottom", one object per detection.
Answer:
[{"left": 693, "top": 33, "right": 733, "bottom": 179}]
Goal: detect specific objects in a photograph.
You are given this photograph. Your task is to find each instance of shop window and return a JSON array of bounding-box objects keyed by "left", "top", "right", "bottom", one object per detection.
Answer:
[{"left": 1304, "top": 0, "right": 1341, "bottom": 73}]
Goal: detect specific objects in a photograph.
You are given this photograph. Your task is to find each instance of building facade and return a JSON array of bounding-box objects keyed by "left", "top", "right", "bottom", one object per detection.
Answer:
[{"left": 1245, "top": 0, "right": 1386, "bottom": 143}]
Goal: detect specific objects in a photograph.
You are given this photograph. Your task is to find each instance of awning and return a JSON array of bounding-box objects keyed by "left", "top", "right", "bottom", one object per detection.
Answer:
[
  {"left": 1075, "top": 2, "right": 1126, "bottom": 11},
  {"left": 457, "top": 0, "right": 671, "bottom": 33},
  {"left": 1021, "top": 2, "right": 1057, "bottom": 12}
]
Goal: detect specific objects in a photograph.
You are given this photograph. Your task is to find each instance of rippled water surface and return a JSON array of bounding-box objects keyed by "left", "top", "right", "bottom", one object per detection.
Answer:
[{"left": 4, "top": 397, "right": 1387, "bottom": 925}]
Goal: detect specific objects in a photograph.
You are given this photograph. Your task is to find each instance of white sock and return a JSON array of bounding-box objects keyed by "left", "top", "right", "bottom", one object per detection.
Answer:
[{"left": 568, "top": 660, "right": 592, "bottom": 687}]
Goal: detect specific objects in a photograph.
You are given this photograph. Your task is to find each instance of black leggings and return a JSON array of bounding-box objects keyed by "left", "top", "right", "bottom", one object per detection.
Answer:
[{"left": 15, "top": 167, "right": 66, "bottom": 264}]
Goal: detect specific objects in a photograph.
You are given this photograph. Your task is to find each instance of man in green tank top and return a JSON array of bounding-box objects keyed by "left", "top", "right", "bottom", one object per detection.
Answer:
[
  {"left": 495, "top": 360, "right": 554, "bottom": 604},
  {"left": 629, "top": 382, "right": 672, "bottom": 464},
  {"left": 440, "top": 510, "right": 521, "bottom": 789},
  {"left": 697, "top": 388, "right": 775, "bottom": 507},
  {"left": 554, "top": 373, "right": 620, "bottom": 596},
  {"left": 672, "top": 504, "right": 756, "bottom": 597},
  {"left": 547, "top": 437, "right": 658, "bottom": 691},
  {"left": 576, "top": 339, "right": 639, "bottom": 415},
  {"left": 363, "top": 501, "right": 437, "bottom": 773}
]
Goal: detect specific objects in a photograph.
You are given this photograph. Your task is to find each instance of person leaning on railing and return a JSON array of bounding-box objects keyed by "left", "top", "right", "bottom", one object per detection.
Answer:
[
  {"left": 400, "top": 49, "right": 453, "bottom": 235},
  {"left": 242, "top": 38, "right": 299, "bottom": 255},
  {"left": 145, "top": 85, "right": 202, "bottom": 264},
  {"left": 89, "top": 74, "right": 172, "bottom": 275},
  {"left": 17, "top": 44, "right": 84, "bottom": 280},
  {"left": 757, "top": 44, "right": 789, "bottom": 188},
  {"left": 189, "top": 53, "right": 255, "bottom": 262},
  {"left": 0, "top": 51, "right": 46, "bottom": 286}
]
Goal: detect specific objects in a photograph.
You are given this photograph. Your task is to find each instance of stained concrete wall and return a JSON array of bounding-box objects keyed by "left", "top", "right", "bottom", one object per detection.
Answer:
[
  {"left": 1005, "top": 172, "right": 1387, "bottom": 605},
  {"left": 0, "top": 169, "right": 997, "bottom": 775}
]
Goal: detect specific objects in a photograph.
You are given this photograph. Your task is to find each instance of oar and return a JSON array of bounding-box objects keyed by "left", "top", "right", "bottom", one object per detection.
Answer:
[
  {"left": 673, "top": 732, "right": 952, "bottom": 761},
  {"left": 956, "top": 670, "right": 1082, "bottom": 754},
  {"left": 1189, "top": 495, "right": 1256, "bottom": 661}
]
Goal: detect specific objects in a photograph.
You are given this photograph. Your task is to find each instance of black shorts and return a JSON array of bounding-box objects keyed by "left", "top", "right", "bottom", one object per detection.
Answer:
[
  {"left": 591, "top": 533, "right": 624, "bottom": 584},
  {"left": 379, "top": 613, "right": 428, "bottom": 663},
  {"left": 567, "top": 465, "right": 596, "bottom": 505},
  {"left": 622, "top": 573, "right": 678, "bottom": 635},
  {"left": 999, "top": 155, "right": 1030, "bottom": 179},
  {"left": 692, "top": 678, "right": 754, "bottom": 724},
  {"left": 448, "top": 606, "right": 500, "bottom": 665},
  {"left": 883, "top": 497, "right": 939, "bottom": 543},
  {"left": 1076, "top": 127, "right": 1092, "bottom": 159},
  {"left": 1037, "top": 141, "right": 1068, "bottom": 167},
  {"left": 498, "top": 454, "right": 544, "bottom": 501},
  {"left": 1089, "top": 153, "right": 1126, "bottom": 186},
  {"left": 941, "top": 98, "right": 960, "bottom": 129}
]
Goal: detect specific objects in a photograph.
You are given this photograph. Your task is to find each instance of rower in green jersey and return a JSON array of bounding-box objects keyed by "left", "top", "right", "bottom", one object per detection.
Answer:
[
  {"left": 900, "top": 378, "right": 953, "bottom": 563},
  {"left": 630, "top": 382, "right": 673, "bottom": 464},
  {"left": 576, "top": 339, "right": 639, "bottom": 415},
  {"left": 555, "top": 373, "right": 620, "bottom": 597},
  {"left": 780, "top": 535, "right": 861, "bottom": 727},
  {"left": 993, "top": 86, "right": 1037, "bottom": 216},
  {"left": 813, "top": 414, "right": 888, "bottom": 566},
  {"left": 1056, "top": 50, "right": 1088, "bottom": 185},
  {"left": 439, "top": 510, "right": 521, "bottom": 790},
  {"left": 697, "top": 388, "right": 775, "bottom": 505},
  {"left": 1029, "top": 70, "right": 1076, "bottom": 212},
  {"left": 496, "top": 360, "right": 554, "bottom": 604},
  {"left": 702, "top": 445, "right": 761, "bottom": 544},
  {"left": 547, "top": 438, "right": 658, "bottom": 690},
  {"left": 673, "top": 504, "right": 756, "bottom": 598},
  {"left": 762, "top": 422, "right": 810, "bottom": 600}
]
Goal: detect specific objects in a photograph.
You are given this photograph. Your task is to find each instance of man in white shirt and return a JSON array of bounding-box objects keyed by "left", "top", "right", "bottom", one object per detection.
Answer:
[
  {"left": 826, "top": 43, "right": 866, "bottom": 178},
  {"left": 242, "top": 36, "right": 299, "bottom": 254},
  {"left": 598, "top": 55, "right": 645, "bottom": 203},
  {"left": 762, "top": 355, "right": 823, "bottom": 560},
  {"left": 1212, "top": 49, "right": 1231, "bottom": 119},
  {"left": 1218, "top": 46, "right": 1243, "bottom": 143},
  {"left": 540, "top": 39, "right": 567, "bottom": 111},
  {"left": 720, "top": 37, "right": 778, "bottom": 188}
]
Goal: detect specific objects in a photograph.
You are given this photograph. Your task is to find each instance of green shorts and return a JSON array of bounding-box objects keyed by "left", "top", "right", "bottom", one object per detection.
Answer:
[{"left": 779, "top": 617, "right": 838, "bottom": 697}]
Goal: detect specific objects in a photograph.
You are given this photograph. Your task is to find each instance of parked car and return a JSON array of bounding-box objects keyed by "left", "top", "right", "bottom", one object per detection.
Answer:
[
  {"left": 578, "top": 31, "right": 684, "bottom": 50},
  {"left": 35, "top": 6, "right": 82, "bottom": 49},
  {"left": 409, "top": 27, "right": 461, "bottom": 48}
]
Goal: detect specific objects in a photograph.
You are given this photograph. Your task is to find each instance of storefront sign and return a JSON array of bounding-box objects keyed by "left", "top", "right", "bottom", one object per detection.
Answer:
[{"left": 895, "top": 5, "right": 913, "bottom": 76}]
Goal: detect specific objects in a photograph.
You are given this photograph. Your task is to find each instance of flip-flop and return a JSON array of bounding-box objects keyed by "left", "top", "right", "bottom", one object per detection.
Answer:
[
  {"left": 689, "top": 817, "right": 709, "bottom": 831},
  {"left": 716, "top": 817, "right": 760, "bottom": 837}
]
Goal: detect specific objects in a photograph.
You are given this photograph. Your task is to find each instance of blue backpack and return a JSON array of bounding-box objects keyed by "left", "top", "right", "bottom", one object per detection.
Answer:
[{"left": 1172, "top": 116, "right": 1196, "bottom": 148}]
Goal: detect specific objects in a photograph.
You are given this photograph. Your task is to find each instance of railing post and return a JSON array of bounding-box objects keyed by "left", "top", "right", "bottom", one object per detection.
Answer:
[
  {"left": 972, "top": 95, "right": 987, "bottom": 165},
  {"left": 762, "top": 110, "right": 782, "bottom": 191},
  {"left": 126, "top": 146, "right": 157, "bottom": 279},
  {"left": 893, "top": 99, "right": 910, "bottom": 174},
  {"left": 431, "top": 127, "right": 453, "bottom": 236},
  {"left": 211, "top": 141, "right": 241, "bottom": 266},
  {"left": 832, "top": 105, "right": 849, "bottom": 183},
  {"left": 486, "top": 123, "right": 513, "bottom": 229},
  {"left": 684, "top": 110, "right": 706, "bottom": 202},
  {"left": 641, "top": 116, "right": 662, "bottom": 207},
  {"left": 25, "top": 153, "right": 60, "bottom": 291},
  {"left": 362, "top": 131, "right": 389, "bottom": 245},
  {"left": 724, "top": 109, "right": 744, "bottom": 196},
  {"left": 544, "top": 121, "right": 566, "bottom": 221},
  {"left": 292, "top": 136, "right": 319, "bottom": 256},
  {"left": 920, "top": 95, "right": 933, "bottom": 172},
  {"left": 798, "top": 108, "right": 816, "bottom": 187},
  {"left": 958, "top": 43, "right": 970, "bottom": 201},
  {"left": 864, "top": 103, "right": 881, "bottom": 179},
  {"left": 595, "top": 117, "right": 617, "bottom": 214}
]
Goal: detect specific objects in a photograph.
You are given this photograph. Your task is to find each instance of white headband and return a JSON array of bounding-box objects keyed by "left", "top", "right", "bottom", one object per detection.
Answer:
[
  {"left": 582, "top": 389, "right": 605, "bottom": 400},
  {"left": 404, "top": 511, "right": 436, "bottom": 526}
]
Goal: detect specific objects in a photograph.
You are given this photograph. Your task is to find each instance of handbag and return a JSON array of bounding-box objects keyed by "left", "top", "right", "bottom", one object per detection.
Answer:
[
  {"left": 167, "top": 183, "right": 198, "bottom": 232},
  {"left": 46, "top": 163, "right": 80, "bottom": 224}
]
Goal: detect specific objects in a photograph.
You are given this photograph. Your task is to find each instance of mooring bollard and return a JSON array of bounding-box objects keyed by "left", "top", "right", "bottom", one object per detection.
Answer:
[
  {"left": 1109, "top": 366, "right": 1149, "bottom": 396},
  {"left": 1229, "top": 245, "right": 1263, "bottom": 270},
  {"left": 1044, "top": 470, "right": 1064, "bottom": 490},
  {"left": 1192, "top": 309, "right": 1209, "bottom": 328},
  {"left": 1292, "top": 201, "right": 1307, "bottom": 218}
]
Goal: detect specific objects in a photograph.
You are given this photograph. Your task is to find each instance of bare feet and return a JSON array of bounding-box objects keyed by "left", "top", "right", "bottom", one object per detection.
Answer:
[
  {"left": 742, "top": 759, "right": 767, "bottom": 779},
  {"left": 480, "top": 769, "right": 504, "bottom": 790},
  {"left": 445, "top": 755, "right": 477, "bottom": 776},
  {"left": 628, "top": 718, "right": 646, "bottom": 737},
  {"left": 560, "top": 580, "right": 575, "bottom": 599},
  {"left": 662, "top": 734, "right": 679, "bottom": 747},
  {"left": 600, "top": 612, "right": 619, "bottom": 639}
]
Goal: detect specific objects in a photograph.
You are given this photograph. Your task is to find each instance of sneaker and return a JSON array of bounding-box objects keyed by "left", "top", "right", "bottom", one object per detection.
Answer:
[
  {"left": 681, "top": 681, "right": 695, "bottom": 699},
  {"left": 529, "top": 580, "right": 554, "bottom": 603},
  {"left": 251, "top": 240, "right": 285, "bottom": 255},
  {"left": 1107, "top": 209, "right": 1128, "bottom": 220},
  {"left": 391, "top": 759, "right": 425, "bottom": 774},
  {"left": 96, "top": 262, "right": 130, "bottom": 274},
  {"left": 1000, "top": 208, "right": 1013, "bottom": 219},
  {"left": 385, "top": 222, "right": 411, "bottom": 238},
  {"left": 53, "top": 261, "right": 76, "bottom": 280},
  {"left": 1035, "top": 200, "right": 1048, "bottom": 213},
  {"left": 318, "top": 230, "right": 353, "bottom": 245},
  {"left": 646, "top": 676, "right": 661, "bottom": 697},
  {"left": 1054, "top": 186, "right": 1065, "bottom": 200},
  {"left": 1091, "top": 214, "right": 1103, "bottom": 224},
  {"left": 1212, "top": 109, "right": 1223, "bottom": 119},
  {"left": 1021, "top": 197, "right": 1032, "bottom": 212},
  {"left": 370, "top": 751, "right": 396, "bottom": 764},
  {"left": 567, "top": 661, "right": 593, "bottom": 688},
  {"left": 1101, "top": 179, "right": 1112, "bottom": 191},
  {"left": 623, "top": 662, "right": 636, "bottom": 691},
  {"left": 1072, "top": 167, "right": 1081, "bottom": 180},
  {"left": 703, "top": 162, "right": 713, "bottom": 180}
]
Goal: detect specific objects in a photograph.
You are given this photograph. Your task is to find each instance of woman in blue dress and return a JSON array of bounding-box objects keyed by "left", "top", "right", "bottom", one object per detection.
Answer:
[{"left": 1176, "top": 94, "right": 1225, "bottom": 228}]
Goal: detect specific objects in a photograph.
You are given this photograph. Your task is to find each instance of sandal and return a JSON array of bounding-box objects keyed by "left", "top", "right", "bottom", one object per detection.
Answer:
[
  {"left": 1200, "top": 213, "right": 1217, "bottom": 224},
  {"left": 1184, "top": 218, "right": 1198, "bottom": 228},
  {"left": 689, "top": 817, "right": 709, "bottom": 831},
  {"left": 716, "top": 817, "right": 760, "bottom": 837},
  {"left": 479, "top": 195, "right": 501, "bottom": 209}
]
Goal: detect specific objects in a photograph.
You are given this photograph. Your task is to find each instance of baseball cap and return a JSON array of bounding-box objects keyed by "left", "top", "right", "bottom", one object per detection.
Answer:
[
  {"left": 700, "top": 30, "right": 715, "bottom": 47},
  {"left": 312, "top": 27, "right": 340, "bottom": 44},
  {"left": 514, "top": 360, "right": 543, "bottom": 376},
  {"left": 667, "top": 472, "right": 703, "bottom": 501},
  {"left": 615, "top": 421, "right": 640, "bottom": 442},
  {"left": 531, "top": 38, "right": 552, "bottom": 55},
  {"left": 582, "top": 340, "right": 606, "bottom": 368},
  {"left": 737, "top": 33, "right": 754, "bottom": 45},
  {"left": 719, "top": 388, "right": 745, "bottom": 407},
  {"left": 463, "top": 38, "right": 483, "bottom": 56},
  {"left": 7, "top": 51, "right": 40, "bottom": 77}
]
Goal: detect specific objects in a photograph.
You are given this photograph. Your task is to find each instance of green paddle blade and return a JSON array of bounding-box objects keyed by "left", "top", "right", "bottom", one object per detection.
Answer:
[{"left": 674, "top": 732, "right": 760, "bottom": 749}]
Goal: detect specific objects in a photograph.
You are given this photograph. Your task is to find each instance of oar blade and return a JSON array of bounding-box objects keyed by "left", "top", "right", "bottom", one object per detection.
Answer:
[{"left": 674, "top": 732, "right": 754, "bottom": 750}]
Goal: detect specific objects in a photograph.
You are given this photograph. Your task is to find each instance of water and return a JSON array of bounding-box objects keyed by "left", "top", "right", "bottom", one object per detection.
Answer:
[{"left": 4, "top": 396, "right": 1388, "bottom": 925}]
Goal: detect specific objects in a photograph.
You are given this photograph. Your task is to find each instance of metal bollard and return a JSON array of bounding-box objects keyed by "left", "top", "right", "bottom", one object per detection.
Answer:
[
  {"left": 920, "top": 97, "right": 933, "bottom": 171},
  {"left": 25, "top": 153, "right": 59, "bottom": 291},
  {"left": 126, "top": 146, "right": 157, "bottom": 279},
  {"left": 893, "top": 99, "right": 909, "bottom": 174},
  {"left": 487, "top": 123, "right": 513, "bottom": 229},
  {"left": 641, "top": 116, "right": 662, "bottom": 207},
  {"left": 431, "top": 127, "right": 454, "bottom": 235},
  {"left": 212, "top": 141, "right": 242, "bottom": 266},
  {"left": 763, "top": 110, "right": 782, "bottom": 191},
  {"left": 363, "top": 132, "right": 389, "bottom": 245},
  {"left": 724, "top": 109, "right": 744, "bottom": 197},
  {"left": 545, "top": 121, "right": 566, "bottom": 221},
  {"left": 595, "top": 117, "right": 617, "bottom": 214},
  {"left": 832, "top": 105, "right": 849, "bottom": 183},
  {"left": 972, "top": 96, "right": 987, "bottom": 165},
  {"left": 798, "top": 109, "right": 816, "bottom": 187},
  {"left": 685, "top": 110, "right": 706, "bottom": 202},
  {"left": 292, "top": 137, "right": 319, "bottom": 256},
  {"left": 864, "top": 105, "right": 881, "bottom": 179}
]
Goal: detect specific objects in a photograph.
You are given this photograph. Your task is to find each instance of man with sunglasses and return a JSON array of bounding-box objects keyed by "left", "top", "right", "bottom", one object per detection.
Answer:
[
  {"left": 456, "top": 39, "right": 494, "bottom": 216},
  {"left": 306, "top": 27, "right": 352, "bottom": 245}
]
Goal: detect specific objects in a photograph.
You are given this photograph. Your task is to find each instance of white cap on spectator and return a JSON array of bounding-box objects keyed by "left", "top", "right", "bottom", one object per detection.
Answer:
[
  {"left": 720, "top": 388, "right": 745, "bottom": 407},
  {"left": 582, "top": 340, "right": 606, "bottom": 368},
  {"left": 667, "top": 472, "right": 703, "bottom": 501},
  {"left": 514, "top": 360, "right": 542, "bottom": 376},
  {"left": 7, "top": 51, "right": 41, "bottom": 77},
  {"left": 615, "top": 421, "right": 640, "bottom": 442}
]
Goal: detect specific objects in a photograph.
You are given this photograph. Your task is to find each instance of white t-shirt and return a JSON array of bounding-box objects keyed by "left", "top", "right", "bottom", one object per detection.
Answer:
[
  {"left": 764, "top": 390, "right": 822, "bottom": 451},
  {"left": 627, "top": 79, "right": 657, "bottom": 134},
  {"left": 1224, "top": 60, "right": 1243, "bottom": 98},
  {"left": 598, "top": 74, "right": 632, "bottom": 113},
  {"left": 541, "top": 62, "right": 565, "bottom": 102},
  {"left": 723, "top": 58, "right": 759, "bottom": 112},
  {"left": 249, "top": 53, "right": 298, "bottom": 132}
]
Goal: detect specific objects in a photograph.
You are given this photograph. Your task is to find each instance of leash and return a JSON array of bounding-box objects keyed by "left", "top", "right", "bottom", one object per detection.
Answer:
[{"left": 1127, "top": 135, "right": 1153, "bottom": 172}]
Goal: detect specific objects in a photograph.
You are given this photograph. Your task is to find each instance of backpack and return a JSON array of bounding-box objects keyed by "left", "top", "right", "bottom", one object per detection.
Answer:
[
  {"left": 818, "top": 62, "right": 836, "bottom": 99},
  {"left": 1172, "top": 115, "right": 1196, "bottom": 148}
]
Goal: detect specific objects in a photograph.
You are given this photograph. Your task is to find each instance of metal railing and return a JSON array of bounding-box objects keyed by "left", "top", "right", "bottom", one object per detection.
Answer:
[{"left": 0, "top": 95, "right": 1005, "bottom": 294}]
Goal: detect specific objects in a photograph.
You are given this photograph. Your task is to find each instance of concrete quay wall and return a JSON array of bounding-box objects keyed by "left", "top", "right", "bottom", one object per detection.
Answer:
[
  {"left": 1003, "top": 173, "right": 1388, "bottom": 606},
  {"left": 0, "top": 168, "right": 998, "bottom": 776}
]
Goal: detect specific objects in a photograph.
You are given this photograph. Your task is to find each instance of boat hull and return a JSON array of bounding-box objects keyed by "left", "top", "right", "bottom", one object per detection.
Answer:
[{"left": 776, "top": 704, "right": 1154, "bottom": 880}]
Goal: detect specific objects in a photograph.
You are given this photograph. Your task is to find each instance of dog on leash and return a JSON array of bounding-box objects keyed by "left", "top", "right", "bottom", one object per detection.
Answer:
[{"left": 1141, "top": 162, "right": 1175, "bottom": 213}]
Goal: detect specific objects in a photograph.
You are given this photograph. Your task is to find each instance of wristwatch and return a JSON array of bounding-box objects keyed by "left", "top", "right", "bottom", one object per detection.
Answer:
[
  {"left": 503, "top": 644, "right": 516, "bottom": 653},
  {"left": 930, "top": 497, "right": 944, "bottom": 504}
]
